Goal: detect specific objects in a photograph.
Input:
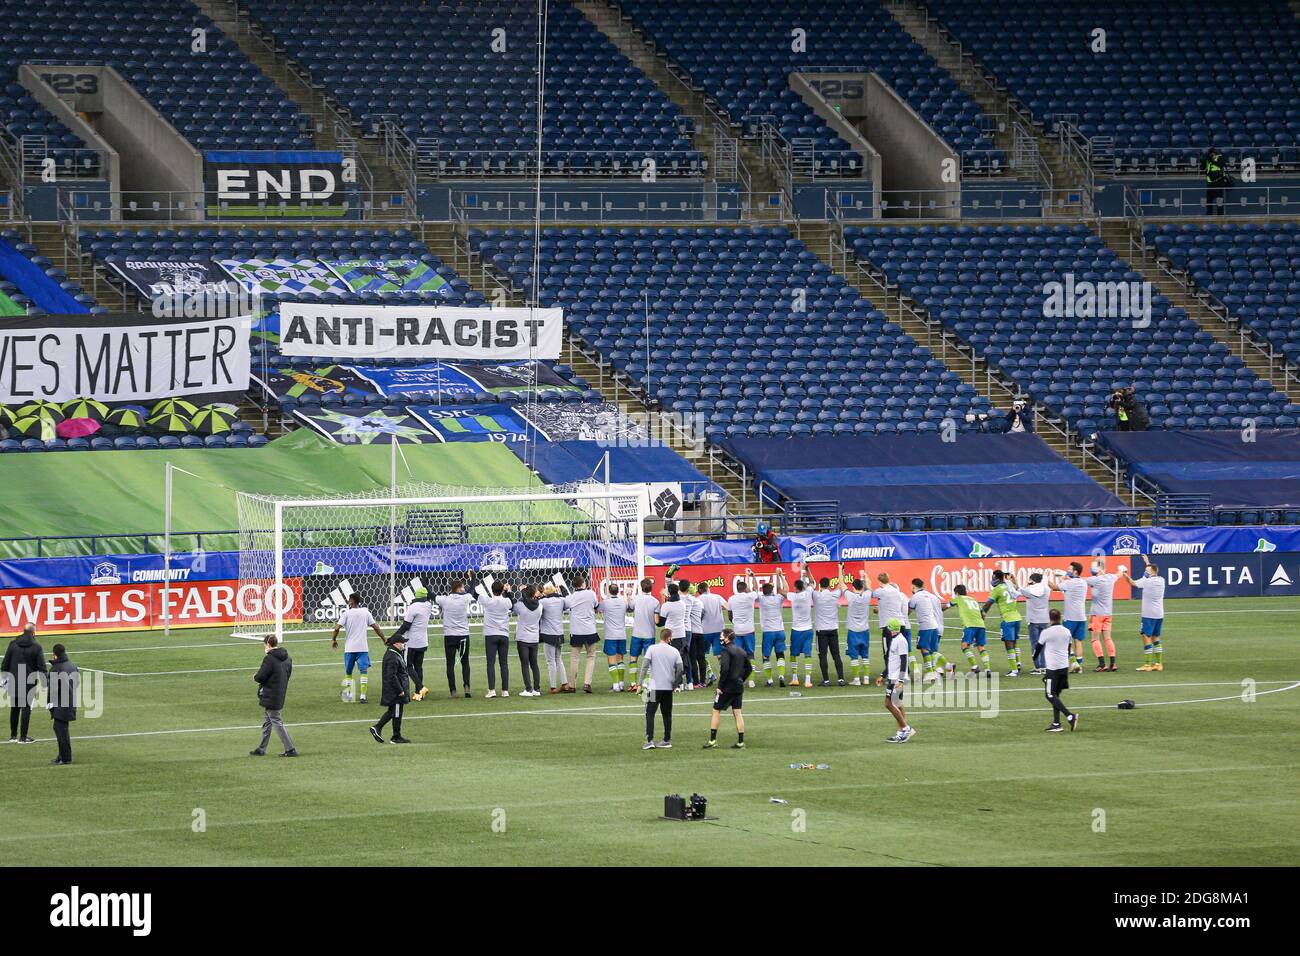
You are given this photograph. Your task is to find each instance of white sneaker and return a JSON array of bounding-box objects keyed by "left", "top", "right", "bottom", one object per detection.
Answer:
[
  {"left": 923, "top": 671, "right": 938, "bottom": 683},
  {"left": 501, "top": 690, "right": 509, "bottom": 698},
  {"left": 850, "top": 677, "right": 861, "bottom": 686},
  {"left": 803, "top": 677, "right": 813, "bottom": 688},
  {"left": 747, "top": 679, "right": 755, "bottom": 688},
  {"left": 945, "top": 663, "right": 955, "bottom": 677},
  {"left": 484, "top": 690, "right": 497, "bottom": 699}
]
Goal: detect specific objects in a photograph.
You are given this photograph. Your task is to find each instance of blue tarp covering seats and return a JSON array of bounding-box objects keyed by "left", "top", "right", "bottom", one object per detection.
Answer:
[
  {"left": 511, "top": 441, "right": 722, "bottom": 499},
  {"left": 0, "top": 238, "right": 88, "bottom": 313},
  {"left": 1098, "top": 429, "right": 1300, "bottom": 509},
  {"left": 723, "top": 432, "right": 1126, "bottom": 514}
]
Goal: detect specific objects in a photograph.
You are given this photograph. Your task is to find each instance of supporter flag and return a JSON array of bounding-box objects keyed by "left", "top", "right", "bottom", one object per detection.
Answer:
[
  {"left": 252, "top": 364, "right": 376, "bottom": 401},
  {"left": 326, "top": 259, "right": 451, "bottom": 296},
  {"left": 293, "top": 407, "right": 440, "bottom": 445},
  {"left": 456, "top": 361, "right": 582, "bottom": 396},
  {"left": 219, "top": 258, "right": 350, "bottom": 297},
  {"left": 410, "top": 403, "right": 532, "bottom": 443}
]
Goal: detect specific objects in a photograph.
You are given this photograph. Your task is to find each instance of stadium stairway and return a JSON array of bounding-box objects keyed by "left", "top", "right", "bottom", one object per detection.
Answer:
[
  {"left": 806, "top": 219, "right": 1149, "bottom": 510},
  {"left": 1097, "top": 218, "right": 1300, "bottom": 407},
  {"left": 192, "top": 0, "right": 411, "bottom": 217},
  {"left": 887, "top": 0, "right": 1083, "bottom": 216}
]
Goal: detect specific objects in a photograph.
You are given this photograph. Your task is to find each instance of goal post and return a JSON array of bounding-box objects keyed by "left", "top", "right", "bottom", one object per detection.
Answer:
[{"left": 233, "top": 483, "right": 648, "bottom": 641}]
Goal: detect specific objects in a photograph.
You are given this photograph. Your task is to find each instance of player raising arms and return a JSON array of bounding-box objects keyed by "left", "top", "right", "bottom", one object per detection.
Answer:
[
  {"left": 628, "top": 578, "right": 661, "bottom": 693},
  {"left": 756, "top": 572, "right": 788, "bottom": 688},
  {"left": 1087, "top": 558, "right": 1119, "bottom": 672},
  {"left": 597, "top": 582, "right": 630, "bottom": 692},
  {"left": 909, "top": 578, "right": 949, "bottom": 682},
  {"left": 695, "top": 581, "right": 726, "bottom": 686},
  {"left": 870, "top": 572, "right": 911, "bottom": 674},
  {"left": 983, "top": 569, "right": 1024, "bottom": 677},
  {"left": 1051, "top": 562, "right": 1090, "bottom": 674},
  {"left": 812, "top": 567, "right": 847, "bottom": 687},
  {"left": 787, "top": 571, "right": 815, "bottom": 689},
  {"left": 843, "top": 570, "right": 873, "bottom": 685},
  {"left": 332, "top": 592, "right": 385, "bottom": 703},
  {"left": 950, "top": 584, "right": 990, "bottom": 674},
  {"left": 726, "top": 571, "right": 760, "bottom": 689},
  {"left": 1121, "top": 557, "right": 1166, "bottom": 672}
]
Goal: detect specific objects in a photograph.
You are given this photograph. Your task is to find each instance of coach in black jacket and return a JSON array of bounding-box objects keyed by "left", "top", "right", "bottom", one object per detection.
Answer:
[
  {"left": 370, "top": 635, "right": 411, "bottom": 744},
  {"left": 47, "top": 644, "right": 77, "bottom": 765},
  {"left": 251, "top": 636, "right": 297, "bottom": 757},
  {"left": 3, "top": 625, "right": 46, "bottom": 743},
  {"left": 704, "top": 629, "right": 751, "bottom": 749}
]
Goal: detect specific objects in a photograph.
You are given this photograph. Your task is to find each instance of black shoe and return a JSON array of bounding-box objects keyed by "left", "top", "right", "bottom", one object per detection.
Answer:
[
  {"left": 1067, "top": 714, "right": 1078, "bottom": 732},
  {"left": 463, "top": 687, "right": 472, "bottom": 698},
  {"left": 820, "top": 680, "right": 831, "bottom": 687},
  {"left": 249, "top": 749, "right": 266, "bottom": 756},
  {"left": 281, "top": 749, "right": 299, "bottom": 757},
  {"left": 18, "top": 736, "right": 34, "bottom": 744},
  {"left": 1046, "top": 724, "right": 1063, "bottom": 733},
  {"left": 50, "top": 758, "right": 65, "bottom": 765},
  {"left": 369, "top": 726, "right": 385, "bottom": 744},
  {"left": 583, "top": 684, "right": 592, "bottom": 694},
  {"left": 837, "top": 678, "right": 846, "bottom": 686},
  {"left": 391, "top": 736, "right": 411, "bottom": 744}
]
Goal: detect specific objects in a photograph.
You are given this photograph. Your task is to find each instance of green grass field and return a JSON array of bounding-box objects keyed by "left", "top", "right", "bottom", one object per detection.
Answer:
[{"left": 3, "top": 597, "right": 1298, "bottom": 867}]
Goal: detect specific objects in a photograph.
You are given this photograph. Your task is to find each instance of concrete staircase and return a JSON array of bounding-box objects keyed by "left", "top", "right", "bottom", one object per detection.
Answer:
[{"left": 1096, "top": 219, "right": 1300, "bottom": 405}]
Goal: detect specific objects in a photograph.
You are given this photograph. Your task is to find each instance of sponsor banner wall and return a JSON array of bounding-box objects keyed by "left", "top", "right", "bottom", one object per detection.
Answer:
[
  {"left": 1134, "top": 553, "right": 1300, "bottom": 598},
  {"left": 0, "top": 578, "right": 303, "bottom": 634},
  {"left": 278, "top": 303, "right": 563, "bottom": 360},
  {"left": 0, "top": 312, "right": 251, "bottom": 403}
]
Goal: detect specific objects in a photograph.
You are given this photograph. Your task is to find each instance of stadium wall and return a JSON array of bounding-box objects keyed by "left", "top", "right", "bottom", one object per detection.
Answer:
[{"left": 1, "top": 526, "right": 1295, "bottom": 634}]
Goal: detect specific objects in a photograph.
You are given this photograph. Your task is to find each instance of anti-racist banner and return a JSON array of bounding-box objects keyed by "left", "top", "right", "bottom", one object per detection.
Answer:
[
  {"left": 326, "top": 259, "right": 451, "bottom": 295},
  {"left": 104, "top": 258, "right": 239, "bottom": 302},
  {"left": 409, "top": 402, "right": 532, "bottom": 443},
  {"left": 292, "top": 406, "right": 440, "bottom": 445},
  {"left": 0, "top": 313, "right": 251, "bottom": 403},
  {"left": 278, "top": 303, "right": 564, "bottom": 360},
  {"left": 219, "top": 258, "right": 351, "bottom": 298}
]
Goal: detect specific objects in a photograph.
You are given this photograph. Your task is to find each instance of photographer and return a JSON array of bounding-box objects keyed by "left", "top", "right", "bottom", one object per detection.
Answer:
[
  {"left": 1001, "top": 399, "right": 1034, "bottom": 434},
  {"left": 751, "top": 523, "right": 779, "bottom": 564},
  {"left": 1111, "top": 386, "right": 1148, "bottom": 432},
  {"left": 1203, "top": 147, "right": 1233, "bottom": 216}
]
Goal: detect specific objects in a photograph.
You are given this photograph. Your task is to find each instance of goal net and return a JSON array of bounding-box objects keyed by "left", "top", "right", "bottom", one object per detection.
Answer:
[{"left": 232, "top": 482, "right": 646, "bottom": 639}]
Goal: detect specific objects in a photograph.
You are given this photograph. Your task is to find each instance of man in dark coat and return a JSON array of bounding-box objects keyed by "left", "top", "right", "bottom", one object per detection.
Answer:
[
  {"left": 47, "top": 643, "right": 77, "bottom": 765},
  {"left": 369, "top": 635, "right": 411, "bottom": 744},
  {"left": 3, "top": 624, "right": 46, "bottom": 743},
  {"left": 251, "top": 635, "right": 297, "bottom": 757}
]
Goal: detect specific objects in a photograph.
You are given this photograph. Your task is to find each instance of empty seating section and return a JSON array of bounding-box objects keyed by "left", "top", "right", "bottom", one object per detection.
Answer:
[
  {"left": 471, "top": 225, "right": 991, "bottom": 443},
  {"left": 848, "top": 224, "right": 1300, "bottom": 434},
  {"left": 928, "top": 0, "right": 1300, "bottom": 173},
  {"left": 0, "top": 0, "right": 312, "bottom": 179},
  {"left": 620, "top": 0, "right": 1002, "bottom": 175},
  {"left": 1149, "top": 222, "right": 1300, "bottom": 368},
  {"left": 240, "top": 0, "right": 703, "bottom": 177}
]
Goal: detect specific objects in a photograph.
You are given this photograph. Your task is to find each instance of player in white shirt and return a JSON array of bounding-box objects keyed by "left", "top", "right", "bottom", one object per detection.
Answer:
[
  {"left": 597, "top": 583, "right": 630, "bottom": 691},
  {"left": 1052, "top": 562, "right": 1091, "bottom": 673},
  {"left": 436, "top": 581, "right": 475, "bottom": 698},
  {"left": 565, "top": 575, "right": 601, "bottom": 694},
  {"left": 392, "top": 586, "right": 432, "bottom": 701},
  {"left": 1036, "top": 609, "right": 1078, "bottom": 732},
  {"left": 638, "top": 629, "right": 683, "bottom": 749},
  {"left": 726, "top": 572, "right": 760, "bottom": 688},
  {"left": 695, "top": 581, "right": 726, "bottom": 685},
  {"left": 1121, "top": 556, "right": 1166, "bottom": 672},
  {"left": 1018, "top": 572, "right": 1052, "bottom": 675},
  {"left": 787, "top": 574, "right": 815, "bottom": 688},
  {"left": 843, "top": 570, "right": 874, "bottom": 685},
  {"left": 908, "top": 579, "right": 949, "bottom": 683},
  {"left": 628, "top": 578, "right": 661, "bottom": 693},
  {"left": 656, "top": 582, "right": 690, "bottom": 689},
  {"left": 755, "top": 571, "right": 788, "bottom": 688},
  {"left": 668, "top": 575, "right": 700, "bottom": 689},
  {"left": 678, "top": 577, "right": 707, "bottom": 689},
  {"left": 480, "top": 580, "right": 514, "bottom": 699},
  {"left": 875, "top": 617, "right": 914, "bottom": 743},
  {"left": 330, "top": 593, "right": 385, "bottom": 703},
  {"left": 812, "top": 569, "right": 846, "bottom": 687},
  {"left": 1087, "top": 558, "right": 1119, "bottom": 672},
  {"left": 871, "top": 572, "right": 911, "bottom": 646}
]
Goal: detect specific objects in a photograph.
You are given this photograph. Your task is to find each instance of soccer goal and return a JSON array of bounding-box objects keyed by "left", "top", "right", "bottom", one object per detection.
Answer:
[{"left": 232, "top": 482, "right": 647, "bottom": 640}]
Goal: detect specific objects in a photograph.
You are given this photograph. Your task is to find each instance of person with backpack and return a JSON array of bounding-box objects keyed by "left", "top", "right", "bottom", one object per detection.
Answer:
[{"left": 703, "top": 628, "right": 751, "bottom": 749}]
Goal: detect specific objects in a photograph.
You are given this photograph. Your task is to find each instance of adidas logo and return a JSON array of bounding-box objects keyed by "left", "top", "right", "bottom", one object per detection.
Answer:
[{"left": 1268, "top": 565, "right": 1293, "bottom": 587}]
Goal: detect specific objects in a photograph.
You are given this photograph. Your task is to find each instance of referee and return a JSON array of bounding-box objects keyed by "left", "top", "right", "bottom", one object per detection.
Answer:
[
  {"left": 1037, "top": 610, "right": 1078, "bottom": 733},
  {"left": 703, "top": 628, "right": 750, "bottom": 749}
]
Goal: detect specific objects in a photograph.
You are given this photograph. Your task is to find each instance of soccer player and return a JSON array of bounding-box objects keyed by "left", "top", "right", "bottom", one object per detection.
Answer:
[
  {"left": 628, "top": 578, "right": 661, "bottom": 693},
  {"left": 1053, "top": 562, "right": 1090, "bottom": 674},
  {"left": 1087, "top": 559, "right": 1119, "bottom": 671},
  {"left": 598, "top": 582, "right": 630, "bottom": 692},
  {"left": 787, "top": 574, "right": 815, "bottom": 688},
  {"left": 480, "top": 579, "right": 513, "bottom": 699},
  {"left": 756, "top": 573, "right": 788, "bottom": 688},
  {"left": 683, "top": 577, "right": 707, "bottom": 689},
  {"left": 391, "top": 586, "right": 431, "bottom": 701},
  {"left": 369, "top": 633, "right": 411, "bottom": 744},
  {"left": 331, "top": 592, "right": 385, "bottom": 703},
  {"left": 436, "top": 580, "right": 474, "bottom": 698},
  {"left": 844, "top": 572, "right": 873, "bottom": 685},
  {"left": 703, "top": 629, "right": 750, "bottom": 749},
  {"left": 565, "top": 574, "right": 600, "bottom": 694},
  {"left": 951, "top": 584, "right": 990, "bottom": 673},
  {"left": 674, "top": 576, "right": 700, "bottom": 689},
  {"left": 870, "top": 571, "right": 911, "bottom": 652},
  {"left": 908, "top": 578, "right": 948, "bottom": 683},
  {"left": 1018, "top": 572, "right": 1051, "bottom": 675},
  {"left": 1036, "top": 609, "right": 1078, "bottom": 732},
  {"left": 875, "top": 618, "right": 914, "bottom": 744},
  {"left": 982, "top": 569, "right": 1024, "bottom": 677},
  {"left": 696, "top": 581, "right": 726, "bottom": 685},
  {"left": 656, "top": 583, "right": 689, "bottom": 689},
  {"left": 726, "top": 572, "right": 760, "bottom": 688},
  {"left": 813, "top": 568, "right": 846, "bottom": 686},
  {"left": 639, "top": 628, "right": 683, "bottom": 750},
  {"left": 1121, "top": 557, "right": 1166, "bottom": 672}
]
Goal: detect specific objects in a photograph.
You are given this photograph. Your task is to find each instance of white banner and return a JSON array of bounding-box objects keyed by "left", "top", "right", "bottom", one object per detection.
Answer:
[
  {"left": 278, "top": 303, "right": 563, "bottom": 360},
  {"left": 0, "top": 314, "right": 251, "bottom": 403}
]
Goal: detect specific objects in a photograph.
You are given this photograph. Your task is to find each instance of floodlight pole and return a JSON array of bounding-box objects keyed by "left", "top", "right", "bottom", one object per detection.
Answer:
[
  {"left": 389, "top": 437, "right": 398, "bottom": 620},
  {"left": 163, "top": 461, "right": 173, "bottom": 637}
]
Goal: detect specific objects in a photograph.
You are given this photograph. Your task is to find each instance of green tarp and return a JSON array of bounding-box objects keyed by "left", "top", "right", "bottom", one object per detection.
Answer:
[{"left": 0, "top": 291, "right": 24, "bottom": 316}]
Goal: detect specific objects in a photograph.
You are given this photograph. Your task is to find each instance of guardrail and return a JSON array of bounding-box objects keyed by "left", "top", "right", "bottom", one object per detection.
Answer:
[
  {"left": 448, "top": 185, "right": 769, "bottom": 224},
  {"left": 58, "top": 188, "right": 413, "bottom": 223},
  {"left": 1126, "top": 184, "right": 1300, "bottom": 219}
]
